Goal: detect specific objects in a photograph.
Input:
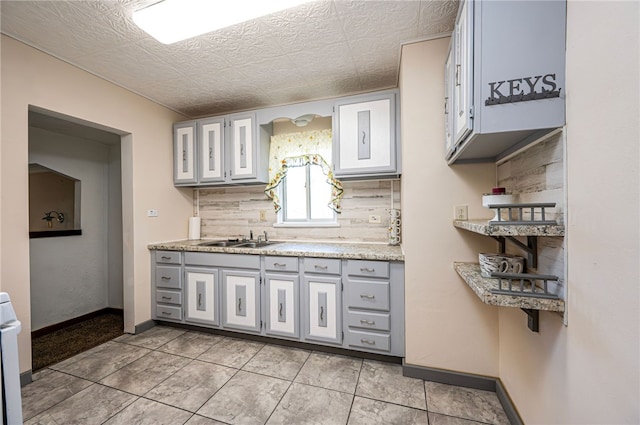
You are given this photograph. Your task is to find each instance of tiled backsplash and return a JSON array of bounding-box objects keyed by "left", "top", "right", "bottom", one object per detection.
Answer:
[
  {"left": 497, "top": 131, "right": 565, "bottom": 298},
  {"left": 197, "top": 179, "right": 401, "bottom": 243}
]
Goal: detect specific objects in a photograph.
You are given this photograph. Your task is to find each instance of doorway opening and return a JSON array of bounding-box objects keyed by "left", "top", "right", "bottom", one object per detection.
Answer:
[{"left": 27, "top": 106, "right": 130, "bottom": 369}]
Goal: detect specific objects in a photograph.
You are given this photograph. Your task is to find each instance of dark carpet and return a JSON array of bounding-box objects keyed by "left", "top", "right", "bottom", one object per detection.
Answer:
[{"left": 32, "top": 312, "right": 124, "bottom": 371}]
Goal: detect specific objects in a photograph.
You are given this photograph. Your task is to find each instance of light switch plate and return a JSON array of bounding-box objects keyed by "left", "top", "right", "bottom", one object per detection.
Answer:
[
  {"left": 368, "top": 215, "right": 381, "bottom": 224},
  {"left": 147, "top": 209, "right": 159, "bottom": 217}
]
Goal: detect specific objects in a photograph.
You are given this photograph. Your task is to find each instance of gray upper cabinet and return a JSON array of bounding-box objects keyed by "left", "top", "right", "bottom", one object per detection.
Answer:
[
  {"left": 173, "top": 121, "right": 197, "bottom": 185},
  {"left": 446, "top": 0, "right": 566, "bottom": 164},
  {"left": 174, "top": 112, "right": 269, "bottom": 186},
  {"left": 333, "top": 90, "right": 400, "bottom": 179}
]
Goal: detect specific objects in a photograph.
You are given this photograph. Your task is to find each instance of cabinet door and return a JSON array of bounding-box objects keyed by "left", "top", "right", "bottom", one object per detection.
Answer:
[
  {"left": 185, "top": 268, "right": 219, "bottom": 326},
  {"left": 444, "top": 45, "right": 455, "bottom": 159},
  {"left": 264, "top": 273, "right": 299, "bottom": 339},
  {"left": 453, "top": 0, "right": 473, "bottom": 145},
  {"left": 198, "top": 117, "right": 225, "bottom": 183},
  {"left": 222, "top": 269, "right": 261, "bottom": 332},
  {"left": 333, "top": 92, "right": 397, "bottom": 177},
  {"left": 302, "top": 275, "right": 342, "bottom": 344},
  {"left": 174, "top": 121, "right": 197, "bottom": 185},
  {"left": 228, "top": 113, "right": 256, "bottom": 181}
]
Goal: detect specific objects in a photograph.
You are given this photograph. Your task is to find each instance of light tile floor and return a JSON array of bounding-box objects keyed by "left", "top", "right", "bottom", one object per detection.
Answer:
[{"left": 22, "top": 326, "right": 511, "bottom": 425}]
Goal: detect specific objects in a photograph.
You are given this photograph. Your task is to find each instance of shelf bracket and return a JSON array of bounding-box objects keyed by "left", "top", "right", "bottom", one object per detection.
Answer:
[
  {"left": 521, "top": 308, "right": 539, "bottom": 332},
  {"left": 492, "top": 235, "right": 538, "bottom": 268}
]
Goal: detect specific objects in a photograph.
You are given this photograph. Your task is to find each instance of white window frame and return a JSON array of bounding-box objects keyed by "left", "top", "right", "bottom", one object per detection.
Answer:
[{"left": 274, "top": 163, "right": 338, "bottom": 228}]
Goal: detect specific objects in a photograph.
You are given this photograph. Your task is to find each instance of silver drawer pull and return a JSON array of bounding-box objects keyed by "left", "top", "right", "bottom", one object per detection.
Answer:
[
  {"left": 360, "top": 339, "right": 376, "bottom": 345},
  {"left": 161, "top": 296, "right": 172, "bottom": 300},
  {"left": 314, "top": 265, "right": 328, "bottom": 270},
  {"left": 360, "top": 267, "right": 375, "bottom": 273},
  {"left": 360, "top": 294, "right": 375, "bottom": 300},
  {"left": 161, "top": 276, "right": 172, "bottom": 280},
  {"left": 274, "top": 263, "right": 286, "bottom": 267},
  {"left": 360, "top": 319, "right": 375, "bottom": 325},
  {"left": 161, "top": 311, "right": 172, "bottom": 316},
  {"left": 161, "top": 256, "right": 172, "bottom": 260}
]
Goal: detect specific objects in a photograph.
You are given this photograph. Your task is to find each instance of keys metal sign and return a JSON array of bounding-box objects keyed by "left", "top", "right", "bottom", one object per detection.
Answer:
[{"left": 485, "top": 73, "right": 561, "bottom": 105}]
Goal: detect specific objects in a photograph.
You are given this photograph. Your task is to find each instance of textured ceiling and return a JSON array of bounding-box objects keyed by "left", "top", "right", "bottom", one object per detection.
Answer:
[{"left": 1, "top": 0, "right": 457, "bottom": 118}]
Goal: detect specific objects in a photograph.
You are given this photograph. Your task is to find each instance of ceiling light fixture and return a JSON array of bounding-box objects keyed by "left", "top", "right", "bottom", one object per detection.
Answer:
[{"left": 133, "top": 0, "right": 310, "bottom": 44}]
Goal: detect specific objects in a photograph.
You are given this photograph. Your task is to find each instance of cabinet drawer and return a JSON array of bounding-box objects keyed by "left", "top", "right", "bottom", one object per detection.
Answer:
[
  {"left": 156, "top": 290, "right": 182, "bottom": 305},
  {"left": 346, "top": 330, "right": 390, "bottom": 352},
  {"left": 303, "top": 258, "right": 341, "bottom": 275},
  {"left": 155, "top": 266, "right": 182, "bottom": 289},
  {"left": 346, "top": 311, "right": 390, "bottom": 331},
  {"left": 156, "top": 305, "right": 182, "bottom": 321},
  {"left": 347, "top": 260, "right": 389, "bottom": 278},
  {"left": 155, "top": 251, "right": 181, "bottom": 265},
  {"left": 264, "top": 256, "right": 298, "bottom": 272},
  {"left": 346, "top": 280, "right": 390, "bottom": 311}
]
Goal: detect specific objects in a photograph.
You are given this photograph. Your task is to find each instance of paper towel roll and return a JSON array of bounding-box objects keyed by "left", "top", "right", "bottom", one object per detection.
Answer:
[{"left": 188, "top": 216, "right": 201, "bottom": 240}]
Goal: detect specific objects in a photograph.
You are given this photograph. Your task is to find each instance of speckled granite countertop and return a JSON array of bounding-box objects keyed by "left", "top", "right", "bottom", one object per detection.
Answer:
[
  {"left": 454, "top": 262, "right": 564, "bottom": 312},
  {"left": 148, "top": 239, "right": 404, "bottom": 262},
  {"left": 453, "top": 219, "right": 565, "bottom": 237}
]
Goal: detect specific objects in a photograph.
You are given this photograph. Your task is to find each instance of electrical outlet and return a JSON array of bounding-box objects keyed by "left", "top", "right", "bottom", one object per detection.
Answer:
[
  {"left": 369, "top": 215, "right": 381, "bottom": 224},
  {"left": 147, "top": 209, "right": 159, "bottom": 217},
  {"left": 259, "top": 210, "right": 267, "bottom": 221},
  {"left": 454, "top": 205, "right": 468, "bottom": 220}
]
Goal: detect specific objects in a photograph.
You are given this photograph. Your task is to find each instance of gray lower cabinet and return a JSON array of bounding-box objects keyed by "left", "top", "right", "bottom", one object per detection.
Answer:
[
  {"left": 222, "top": 268, "right": 261, "bottom": 333},
  {"left": 302, "top": 258, "right": 342, "bottom": 345},
  {"left": 184, "top": 267, "right": 219, "bottom": 326},
  {"left": 264, "top": 256, "right": 300, "bottom": 339},
  {"left": 152, "top": 250, "right": 183, "bottom": 322},
  {"left": 343, "top": 260, "right": 405, "bottom": 356},
  {"left": 150, "top": 250, "right": 404, "bottom": 356}
]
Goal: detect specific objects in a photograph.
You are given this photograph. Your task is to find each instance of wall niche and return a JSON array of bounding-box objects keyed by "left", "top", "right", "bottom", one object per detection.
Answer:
[{"left": 29, "top": 163, "right": 81, "bottom": 238}]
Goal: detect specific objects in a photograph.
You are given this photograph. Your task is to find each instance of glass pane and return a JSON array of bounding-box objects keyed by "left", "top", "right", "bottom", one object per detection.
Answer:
[
  {"left": 284, "top": 166, "right": 307, "bottom": 220},
  {"left": 309, "top": 165, "right": 334, "bottom": 220}
]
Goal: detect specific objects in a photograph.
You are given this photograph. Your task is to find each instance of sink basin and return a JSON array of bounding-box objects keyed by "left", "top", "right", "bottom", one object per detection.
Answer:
[
  {"left": 197, "top": 240, "right": 242, "bottom": 247},
  {"left": 234, "top": 241, "right": 281, "bottom": 248}
]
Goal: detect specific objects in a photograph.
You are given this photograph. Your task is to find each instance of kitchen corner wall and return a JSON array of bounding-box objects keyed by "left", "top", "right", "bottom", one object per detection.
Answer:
[
  {"left": 197, "top": 179, "right": 401, "bottom": 243},
  {"left": 400, "top": 38, "right": 499, "bottom": 377}
]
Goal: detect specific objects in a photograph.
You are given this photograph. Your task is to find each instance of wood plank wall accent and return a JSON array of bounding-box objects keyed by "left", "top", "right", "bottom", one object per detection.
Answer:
[
  {"left": 497, "top": 132, "right": 565, "bottom": 298},
  {"left": 197, "top": 179, "right": 401, "bottom": 243}
]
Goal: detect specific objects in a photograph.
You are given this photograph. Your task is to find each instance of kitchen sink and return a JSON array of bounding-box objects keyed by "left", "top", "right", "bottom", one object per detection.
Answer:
[
  {"left": 198, "top": 240, "right": 282, "bottom": 248},
  {"left": 197, "top": 240, "right": 243, "bottom": 247},
  {"left": 234, "top": 241, "right": 281, "bottom": 248}
]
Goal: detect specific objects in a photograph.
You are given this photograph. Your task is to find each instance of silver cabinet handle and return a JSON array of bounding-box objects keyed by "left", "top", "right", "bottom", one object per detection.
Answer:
[
  {"left": 161, "top": 276, "right": 172, "bottom": 280},
  {"left": 238, "top": 297, "right": 242, "bottom": 312},
  {"left": 360, "top": 267, "right": 375, "bottom": 273},
  {"left": 198, "top": 293, "right": 202, "bottom": 308},
  {"left": 161, "top": 256, "right": 171, "bottom": 260},
  {"left": 455, "top": 64, "right": 461, "bottom": 86},
  {"left": 320, "top": 305, "right": 324, "bottom": 321},
  {"left": 209, "top": 147, "right": 213, "bottom": 159},
  {"left": 161, "top": 296, "right": 171, "bottom": 300},
  {"left": 360, "top": 339, "right": 376, "bottom": 345},
  {"left": 279, "top": 303, "right": 283, "bottom": 318},
  {"left": 314, "top": 265, "right": 328, "bottom": 270},
  {"left": 360, "top": 294, "right": 375, "bottom": 300},
  {"left": 274, "top": 263, "right": 286, "bottom": 268},
  {"left": 360, "top": 319, "right": 375, "bottom": 325},
  {"left": 161, "top": 311, "right": 172, "bottom": 316}
]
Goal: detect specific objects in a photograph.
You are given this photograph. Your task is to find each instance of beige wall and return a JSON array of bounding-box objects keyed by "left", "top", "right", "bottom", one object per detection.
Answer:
[
  {"left": 400, "top": 38, "right": 499, "bottom": 376},
  {"left": 0, "top": 35, "right": 192, "bottom": 374},
  {"left": 498, "top": 2, "right": 640, "bottom": 423}
]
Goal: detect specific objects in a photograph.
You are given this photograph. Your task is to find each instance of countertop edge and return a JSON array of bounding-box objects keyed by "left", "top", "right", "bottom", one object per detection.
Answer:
[{"left": 148, "top": 240, "right": 405, "bottom": 262}]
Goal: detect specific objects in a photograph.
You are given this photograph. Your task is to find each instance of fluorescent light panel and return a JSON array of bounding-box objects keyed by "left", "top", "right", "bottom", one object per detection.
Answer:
[{"left": 133, "top": 0, "right": 310, "bottom": 44}]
